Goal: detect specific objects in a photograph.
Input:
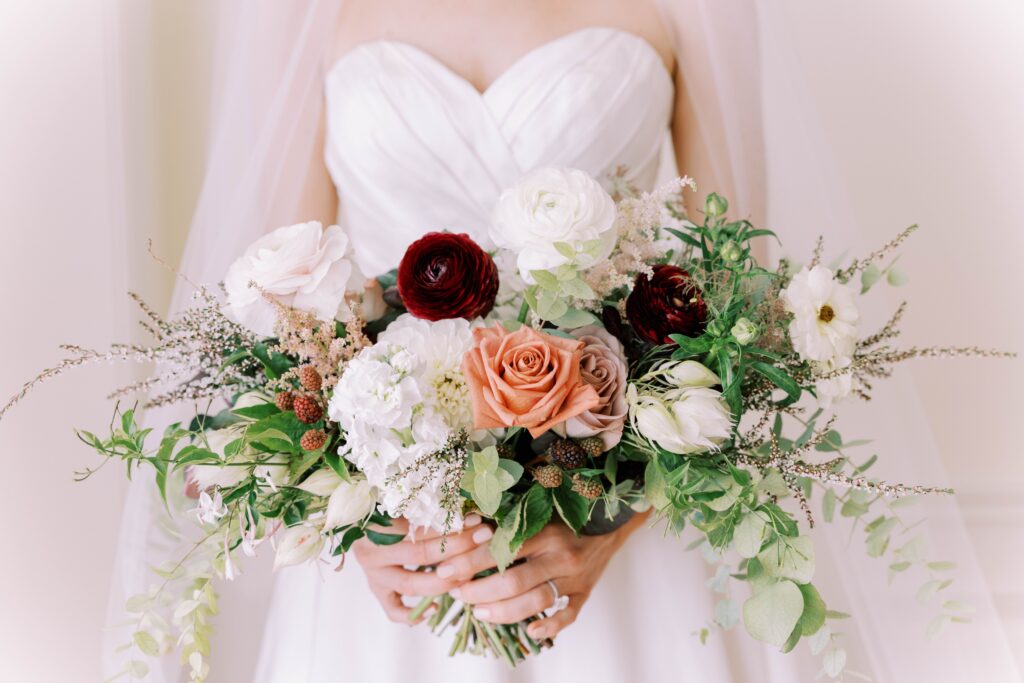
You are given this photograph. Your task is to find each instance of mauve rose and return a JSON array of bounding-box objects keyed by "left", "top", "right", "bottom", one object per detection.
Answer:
[
  {"left": 461, "top": 324, "right": 599, "bottom": 438},
  {"left": 397, "top": 232, "right": 499, "bottom": 321},
  {"left": 559, "top": 326, "right": 629, "bottom": 450},
  {"left": 625, "top": 265, "right": 708, "bottom": 345}
]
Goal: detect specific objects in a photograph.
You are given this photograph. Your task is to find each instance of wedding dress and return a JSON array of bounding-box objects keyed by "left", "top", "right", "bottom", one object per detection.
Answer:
[
  {"left": 104, "top": 5, "right": 1022, "bottom": 682},
  {"left": 253, "top": 27, "right": 801, "bottom": 683}
]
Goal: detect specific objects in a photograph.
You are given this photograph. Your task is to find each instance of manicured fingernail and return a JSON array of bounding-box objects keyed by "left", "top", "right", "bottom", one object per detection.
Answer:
[
  {"left": 472, "top": 527, "right": 493, "bottom": 544},
  {"left": 449, "top": 588, "right": 462, "bottom": 599},
  {"left": 528, "top": 624, "right": 545, "bottom": 639},
  {"left": 474, "top": 607, "right": 491, "bottom": 620},
  {"left": 436, "top": 564, "right": 454, "bottom": 578},
  {"left": 464, "top": 514, "right": 481, "bottom": 527}
]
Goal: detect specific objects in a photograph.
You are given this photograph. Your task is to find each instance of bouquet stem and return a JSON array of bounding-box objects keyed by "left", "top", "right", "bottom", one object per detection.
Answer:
[{"left": 411, "top": 593, "right": 552, "bottom": 666}]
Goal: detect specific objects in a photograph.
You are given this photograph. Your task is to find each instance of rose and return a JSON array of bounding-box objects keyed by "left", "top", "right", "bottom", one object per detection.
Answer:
[
  {"left": 628, "top": 360, "right": 732, "bottom": 455},
  {"left": 558, "top": 326, "right": 629, "bottom": 449},
  {"left": 781, "top": 265, "right": 859, "bottom": 363},
  {"left": 224, "top": 221, "right": 355, "bottom": 336},
  {"left": 462, "top": 323, "right": 600, "bottom": 437},
  {"left": 490, "top": 167, "right": 617, "bottom": 282},
  {"left": 397, "top": 232, "right": 499, "bottom": 321},
  {"left": 625, "top": 265, "right": 708, "bottom": 345}
]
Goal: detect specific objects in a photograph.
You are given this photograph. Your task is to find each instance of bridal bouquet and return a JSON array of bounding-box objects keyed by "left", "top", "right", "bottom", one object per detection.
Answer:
[{"left": 3, "top": 167, "right": 1011, "bottom": 681}]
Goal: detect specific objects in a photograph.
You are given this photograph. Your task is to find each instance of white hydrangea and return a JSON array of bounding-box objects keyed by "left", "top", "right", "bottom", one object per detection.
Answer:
[{"left": 328, "top": 315, "right": 476, "bottom": 531}]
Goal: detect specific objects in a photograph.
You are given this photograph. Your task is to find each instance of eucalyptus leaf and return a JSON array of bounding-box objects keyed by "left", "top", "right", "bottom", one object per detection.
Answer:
[
  {"left": 734, "top": 512, "right": 769, "bottom": 559},
  {"left": 742, "top": 579, "right": 805, "bottom": 647},
  {"left": 759, "top": 536, "right": 815, "bottom": 584}
]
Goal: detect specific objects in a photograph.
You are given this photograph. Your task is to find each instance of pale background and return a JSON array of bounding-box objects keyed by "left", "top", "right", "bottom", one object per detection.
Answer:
[{"left": 0, "top": 2, "right": 1020, "bottom": 681}]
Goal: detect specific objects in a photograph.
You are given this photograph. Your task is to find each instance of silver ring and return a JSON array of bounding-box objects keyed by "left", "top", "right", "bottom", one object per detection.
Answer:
[{"left": 545, "top": 579, "right": 569, "bottom": 615}]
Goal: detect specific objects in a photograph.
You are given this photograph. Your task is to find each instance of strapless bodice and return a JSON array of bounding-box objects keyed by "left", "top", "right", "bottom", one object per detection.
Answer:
[{"left": 323, "top": 27, "right": 673, "bottom": 276}]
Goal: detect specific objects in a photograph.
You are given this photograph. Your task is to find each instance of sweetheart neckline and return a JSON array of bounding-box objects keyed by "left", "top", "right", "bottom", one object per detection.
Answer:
[{"left": 325, "top": 26, "right": 674, "bottom": 98}]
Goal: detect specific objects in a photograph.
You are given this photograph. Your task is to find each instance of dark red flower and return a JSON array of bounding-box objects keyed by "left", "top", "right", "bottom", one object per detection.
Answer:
[
  {"left": 625, "top": 265, "right": 707, "bottom": 345},
  {"left": 397, "top": 232, "right": 499, "bottom": 321}
]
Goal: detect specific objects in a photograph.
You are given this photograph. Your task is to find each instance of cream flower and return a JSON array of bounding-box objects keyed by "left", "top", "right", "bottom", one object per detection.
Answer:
[
  {"left": 490, "top": 167, "right": 616, "bottom": 282},
  {"left": 224, "top": 221, "right": 356, "bottom": 337},
  {"left": 273, "top": 525, "right": 324, "bottom": 570},
  {"left": 324, "top": 478, "right": 377, "bottom": 530},
  {"left": 813, "top": 356, "right": 854, "bottom": 410},
  {"left": 781, "top": 265, "right": 860, "bottom": 363}
]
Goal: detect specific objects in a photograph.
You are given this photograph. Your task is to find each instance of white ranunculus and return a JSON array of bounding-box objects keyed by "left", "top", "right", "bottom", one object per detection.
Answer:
[
  {"left": 273, "top": 525, "right": 324, "bottom": 570},
  {"left": 324, "top": 478, "right": 377, "bottom": 530},
  {"left": 296, "top": 468, "right": 344, "bottom": 497},
  {"left": 781, "top": 265, "right": 860, "bottom": 363},
  {"left": 224, "top": 221, "right": 356, "bottom": 337},
  {"left": 490, "top": 167, "right": 617, "bottom": 282}
]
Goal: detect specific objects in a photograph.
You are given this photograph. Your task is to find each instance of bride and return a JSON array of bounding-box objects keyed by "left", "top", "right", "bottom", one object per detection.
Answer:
[{"left": 106, "top": 1, "right": 1021, "bottom": 681}]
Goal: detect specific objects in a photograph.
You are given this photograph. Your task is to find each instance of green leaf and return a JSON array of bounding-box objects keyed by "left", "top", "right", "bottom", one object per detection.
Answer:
[
  {"left": 560, "top": 277, "right": 596, "bottom": 300},
  {"left": 815, "top": 430, "right": 843, "bottom": 452},
  {"left": 551, "top": 307, "right": 600, "bottom": 329},
  {"left": 133, "top": 631, "right": 160, "bottom": 657},
  {"left": 324, "top": 452, "right": 350, "bottom": 481},
  {"left": 172, "top": 447, "right": 220, "bottom": 471},
  {"left": 489, "top": 503, "right": 523, "bottom": 572},
  {"left": 822, "top": 489, "right": 837, "bottom": 523},
  {"left": 496, "top": 458, "right": 524, "bottom": 483},
  {"left": 366, "top": 530, "right": 405, "bottom": 546},
  {"left": 797, "top": 583, "right": 827, "bottom": 636},
  {"left": 669, "top": 334, "right": 712, "bottom": 356},
  {"left": 231, "top": 402, "right": 280, "bottom": 420},
  {"left": 530, "top": 269, "right": 560, "bottom": 290},
  {"left": 860, "top": 263, "right": 882, "bottom": 294},
  {"left": 514, "top": 485, "right": 553, "bottom": 546},
  {"left": 250, "top": 428, "right": 293, "bottom": 452},
  {"left": 742, "top": 579, "right": 805, "bottom": 647},
  {"left": 759, "top": 536, "right": 815, "bottom": 584},
  {"left": 553, "top": 242, "right": 578, "bottom": 260},
  {"left": 734, "top": 511, "right": 769, "bottom": 559},
  {"left": 552, "top": 483, "right": 590, "bottom": 533},
  {"left": 750, "top": 361, "right": 802, "bottom": 405},
  {"left": 887, "top": 266, "right": 908, "bottom": 287}
]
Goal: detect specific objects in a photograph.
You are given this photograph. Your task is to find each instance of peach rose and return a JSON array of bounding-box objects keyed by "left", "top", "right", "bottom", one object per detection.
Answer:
[{"left": 462, "top": 324, "right": 600, "bottom": 437}]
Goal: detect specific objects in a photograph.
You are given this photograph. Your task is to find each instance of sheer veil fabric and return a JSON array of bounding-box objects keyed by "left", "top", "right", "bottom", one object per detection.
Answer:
[{"left": 103, "top": 1, "right": 1021, "bottom": 680}]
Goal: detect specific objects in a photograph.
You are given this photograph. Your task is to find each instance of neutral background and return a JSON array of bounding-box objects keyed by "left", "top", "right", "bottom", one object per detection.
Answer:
[{"left": 0, "top": 2, "right": 1021, "bottom": 681}]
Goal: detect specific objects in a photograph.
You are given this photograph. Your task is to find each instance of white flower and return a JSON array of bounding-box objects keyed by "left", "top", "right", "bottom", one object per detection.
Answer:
[
  {"left": 296, "top": 468, "right": 344, "bottom": 497},
  {"left": 628, "top": 360, "right": 732, "bottom": 455},
  {"left": 273, "top": 525, "right": 324, "bottom": 570},
  {"left": 192, "top": 490, "right": 227, "bottom": 525},
  {"left": 224, "top": 221, "right": 356, "bottom": 337},
  {"left": 781, "top": 266, "right": 859, "bottom": 363},
  {"left": 813, "top": 356, "right": 854, "bottom": 410},
  {"left": 490, "top": 167, "right": 617, "bottom": 282},
  {"left": 324, "top": 477, "right": 377, "bottom": 529}
]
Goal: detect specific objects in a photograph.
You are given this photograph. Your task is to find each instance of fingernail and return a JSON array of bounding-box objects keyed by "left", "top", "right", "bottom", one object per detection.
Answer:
[
  {"left": 436, "top": 564, "right": 454, "bottom": 579},
  {"left": 474, "top": 607, "right": 491, "bottom": 620},
  {"left": 528, "top": 624, "right": 545, "bottom": 639},
  {"left": 464, "top": 514, "right": 481, "bottom": 527},
  {"left": 449, "top": 588, "right": 462, "bottom": 599},
  {"left": 472, "top": 527, "right": 493, "bottom": 544}
]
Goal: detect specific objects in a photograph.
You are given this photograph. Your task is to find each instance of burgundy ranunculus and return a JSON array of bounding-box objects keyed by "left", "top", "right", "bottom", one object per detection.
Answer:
[
  {"left": 625, "top": 264, "right": 708, "bottom": 344},
  {"left": 397, "top": 232, "right": 499, "bottom": 321}
]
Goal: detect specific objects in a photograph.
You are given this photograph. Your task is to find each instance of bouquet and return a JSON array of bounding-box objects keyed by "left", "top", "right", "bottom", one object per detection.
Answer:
[{"left": 2, "top": 167, "right": 1012, "bottom": 681}]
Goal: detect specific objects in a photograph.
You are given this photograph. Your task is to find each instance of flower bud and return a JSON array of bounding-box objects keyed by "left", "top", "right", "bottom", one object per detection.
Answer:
[
  {"left": 273, "top": 525, "right": 324, "bottom": 570},
  {"left": 720, "top": 240, "right": 742, "bottom": 262},
  {"left": 705, "top": 192, "right": 728, "bottom": 218},
  {"left": 730, "top": 318, "right": 759, "bottom": 346},
  {"left": 707, "top": 319, "right": 726, "bottom": 337},
  {"left": 296, "top": 468, "right": 343, "bottom": 497},
  {"left": 324, "top": 478, "right": 376, "bottom": 530}
]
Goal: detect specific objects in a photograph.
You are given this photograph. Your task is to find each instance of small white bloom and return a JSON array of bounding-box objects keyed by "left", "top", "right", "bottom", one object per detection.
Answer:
[
  {"left": 324, "top": 478, "right": 377, "bottom": 530},
  {"left": 781, "top": 265, "right": 859, "bottom": 363},
  {"left": 296, "top": 468, "right": 344, "bottom": 497},
  {"left": 731, "top": 318, "right": 759, "bottom": 346},
  {"left": 193, "top": 490, "right": 227, "bottom": 525},
  {"left": 273, "top": 525, "right": 324, "bottom": 570},
  {"left": 490, "top": 167, "right": 617, "bottom": 282},
  {"left": 661, "top": 360, "right": 723, "bottom": 389},
  {"left": 813, "top": 356, "right": 854, "bottom": 410},
  {"left": 224, "top": 221, "right": 357, "bottom": 337}
]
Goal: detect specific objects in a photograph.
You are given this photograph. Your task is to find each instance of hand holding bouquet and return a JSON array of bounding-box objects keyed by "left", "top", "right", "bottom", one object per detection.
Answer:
[{"left": 3, "top": 167, "right": 1012, "bottom": 681}]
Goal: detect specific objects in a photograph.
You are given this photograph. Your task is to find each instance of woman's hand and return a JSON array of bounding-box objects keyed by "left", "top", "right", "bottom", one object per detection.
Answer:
[
  {"left": 440, "top": 510, "right": 649, "bottom": 641},
  {"left": 351, "top": 514, "right": 494, "bottom": 625}
]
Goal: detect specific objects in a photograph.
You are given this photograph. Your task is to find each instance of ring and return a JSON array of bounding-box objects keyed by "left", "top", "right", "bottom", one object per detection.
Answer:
[{"left": 544, "top": 579, "right": 569, "bottom": 615}]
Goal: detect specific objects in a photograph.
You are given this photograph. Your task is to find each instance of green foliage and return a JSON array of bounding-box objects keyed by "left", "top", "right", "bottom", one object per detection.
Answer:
[{"left": 461, "top": 446, "right": 523, "bottom": 516}]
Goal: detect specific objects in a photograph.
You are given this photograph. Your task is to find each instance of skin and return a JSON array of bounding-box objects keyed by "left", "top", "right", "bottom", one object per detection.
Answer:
[{"left": 292, "top": 0, "right": 736, "bottom": 641}]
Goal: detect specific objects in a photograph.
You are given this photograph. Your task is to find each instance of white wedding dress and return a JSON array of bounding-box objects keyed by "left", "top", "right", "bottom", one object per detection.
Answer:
[{"left": 253, "top": 28, "right": 802, "bottom": 683}]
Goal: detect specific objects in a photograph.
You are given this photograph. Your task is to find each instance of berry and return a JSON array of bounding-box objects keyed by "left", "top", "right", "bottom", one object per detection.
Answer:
[
  {"left": 293, "top": 394, "right": 323, "bottom": 424},
  {"left": 578, "top": 437, "right": 605, "bottom": 458},
  {"left": 549, "top": 438, "right": 587, "bottom": 470},
  {"left": 496, "top": 443, "right": 516, "bottom": 460},
  {"left": 533, "top": 465, "right": 563, "bottom": 489},
  {"left": 300, "top": 429, "right": 328, "bottom": 451},
  {"left": 275, "top": 391, "right": 295, "bottom": 411},
  {"left": 571, "top": 474, "right": 602, "bottom": 500},
  {"left": 298, "top": 365, "right": 323, "bottom": 392}
]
